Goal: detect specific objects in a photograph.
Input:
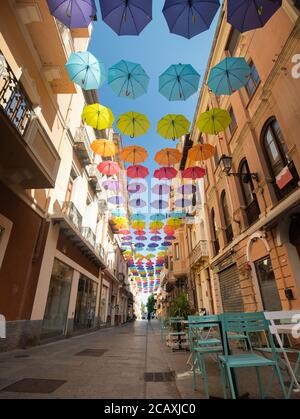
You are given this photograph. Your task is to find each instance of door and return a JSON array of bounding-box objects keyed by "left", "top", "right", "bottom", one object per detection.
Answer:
[
  {"left": 255, "top": 257, "right": 282, "bottom": 311},
  {"left": 219, "top": 264, "right": 244, "bottom": 312},
  {"left": 74, "top": 276, "right": 98, "bottom": 329}
]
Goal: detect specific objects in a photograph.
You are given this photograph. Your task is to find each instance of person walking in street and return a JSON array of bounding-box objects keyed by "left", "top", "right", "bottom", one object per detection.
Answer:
[{"left": 147, "top": 312, "right": 151, "bottom": 322}]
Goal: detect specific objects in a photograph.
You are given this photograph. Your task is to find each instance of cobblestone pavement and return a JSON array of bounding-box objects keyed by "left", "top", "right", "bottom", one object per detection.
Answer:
[{"left": 0, "top": 320, "right": 298, "bottom": 399}]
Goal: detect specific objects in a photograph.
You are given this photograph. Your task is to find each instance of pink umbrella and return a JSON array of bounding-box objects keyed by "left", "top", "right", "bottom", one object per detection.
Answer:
[
  {"left": 108, "top": 196, "right": 124, "bottom": 205},
  {"left": 177, "top": 184, "right": 196, "bottom": 194},
  {"left": 128, "top": 182, "right": 147, "bottom": 194},
  {"left": 102, "top": 180, "right": 121, "bottom": 191},
  {"left": 182, "top": 166, "right": 206, "bottom": 180},
  {"left": 154, "top": 167, "right": 177, "bottom": 180},
  {"left": 127, "top": 165, "right": 149, "bottom": 179},
  {"left": 151, "top": 200, "right": 169, "bottom": 210},
  {"left": 98, "top": 161, "right": 120, "bottom": 176},
  {"left": 134, "top": 230, "right": 146, "bottom": 236},
  {"left": 174, "top": 198, "right": 192, "bottom": 207},
  {"left": 118, "top": 229, "right": 130, "bottom": 235},
  {"left": 129, "top": 198, "right": 147, "bottom": 208},
  {"left": 151, "top": 183, "right": 171, "bottom": 195}
]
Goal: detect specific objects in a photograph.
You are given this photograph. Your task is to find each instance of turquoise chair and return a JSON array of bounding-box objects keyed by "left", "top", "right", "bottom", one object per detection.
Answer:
[
  {"left": 188, "top": 315, "right": 223, "bottom": 398},
  {"left": 218, "top": 312, "right": 288, "bottom": 399},
  {"left": 168, "top": 317, "right": 186, "bottom": 350}
]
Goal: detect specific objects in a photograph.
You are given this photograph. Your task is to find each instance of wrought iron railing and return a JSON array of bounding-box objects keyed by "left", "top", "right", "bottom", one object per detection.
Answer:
[
  {"left": 74, "top": 127, "right": 93, "bottom": 164},
  {"left": 245, "top": 198, "right": 260, "bottom": 226},
  {"left": 190, "top": 240, "right": 209, "bottom": 266},
  {"left": 62, "top": 201, "right": 82, "bottom": 230},
  {"left": 0, "top": 52, "right": 33, "bottom": 136},
  {"left": 81, "top": 227, "right": 96, "bottom": 247}
]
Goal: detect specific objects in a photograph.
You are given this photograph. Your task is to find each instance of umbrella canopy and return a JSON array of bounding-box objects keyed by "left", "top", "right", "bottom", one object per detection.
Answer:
[
  {"left": 155, "top": 148, "right": 182, "bottom": 166},
  {"left": 66, "top": 51, "right": 104, "bottom": 90},
  {"left": 150, "top": 214, "right": 166, "bottom": 221},
  {"left": 117, "top": 111, "right": 150, "bottom": 137},
  {"left": 162, "top": 241, "right": 172, "bottom": 247},
  {"left": 165, "top": 235, "right": 176, "bottom": 241},
  {"left": 159, "top": 64, "right": 200, "bottom": 101},
  {"left": 148, "top": 243, "right": 159, "bottom": 248},
  {"left": 91, "top": 139, "right": 118, "bottom": 157},
  {"left": 122, "top": 236, "right": 133, "bottom": 241},
  {"left": 47, "top": 0, "right": 97, "bottom": 28},
  {"left": 168, "top": 211, "right": 186, "bottom": 218},
  {"left": 151, "top": 200, "right": 169, "bottom": 210},
  {"left": 102, "top": 180, "right": 121, "bottom": 191},
  {"left": 150, "top": 236, "right": 162, "bottom": 242},
  {"left": 129, "top": 198, "right": 147, "bottom": 208},
  {"left": 188, "top": 143, "right": 215, "bottom": 161},
  {"left": 177, "top": 184, "right": 196, "bottom": 195},
  {"left": 227, "top": 0, "right": 282, "bottom": 33},
  {"left": 150, "top": 221, "right": 164, "bottom": 230},
  {"left": 131, "top": 220, "right": 146, "bottom": 229},
  {"left": 128, "top": 182, "right": 147, "bottom": 194},
  {"left": 135, "top": 243, "right": 145, "bottom": 248},
  {"left": 163, "top": 0, "right": 220, "bottom": 39},
  {"left": 134, "top": 230, "right": 146, "bottom": 236},
  {"left": 157, "top": 114, "right": 190, "bottom": 140},
  {"left": 108, "top": 60, "right": 149, "bottom": 99},
  {"left": 149, "top": 230, "right": 161, "bottom": 235},
  {"left": 118, "top": 229, "right": 131, "bottom": 235},
  {"left": 182, "top": 166, "right": 206, "bottom": 180},
  {"left": 100, "top": 0, "right": 152, "bottom": 36},
  {"left": 197, "top": 108, "right": 231, "bottom": 135},
  {"left": 208, "top": 57, "right": 251, "bottom": 96},
  {"left": 82, "top": 104, "right": 114, "bottom": 130},
  {"left": 121, "top": 145, "right": 148, "bottom": 165},
  {"left": 136, "top": 236, "right": 147, "bottom": 241},
  {"left": 151, "top": 184, "right": 171, "bottom": 195},
  {"left": 127, "top": 165, "right": 149, "bottom": 179},
  {"left": 130, "top": 213, "right": 146, "bottom": 221},
  {"left": 97, "top": 161, "right": 120, "bottom": 176},
  {"left": 174, "top": 198, "right": 192, "bottom": 207},
  {"left": 108, "top": 196, "right": 124, "bottom": 205},
  {"left": 167, "top": 218, "right": 182, "bottom": 228},
  {"left": 154, "top": 167, "right": 178, "bottom": 180}
]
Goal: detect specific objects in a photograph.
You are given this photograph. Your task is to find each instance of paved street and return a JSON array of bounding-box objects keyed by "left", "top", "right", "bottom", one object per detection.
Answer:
[{"left": 0, "top": 320, "right": 298, "bottom": 399}]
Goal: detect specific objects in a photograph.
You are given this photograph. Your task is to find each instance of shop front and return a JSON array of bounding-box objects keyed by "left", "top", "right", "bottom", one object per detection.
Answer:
[{"left": 74, "top": 275, "right": 98, "bottom": 330}]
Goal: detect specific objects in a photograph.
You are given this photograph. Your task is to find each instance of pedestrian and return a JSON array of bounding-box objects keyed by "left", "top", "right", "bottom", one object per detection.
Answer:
[{"left": 147, "top": 312, "right": 151, "bottom": 322}]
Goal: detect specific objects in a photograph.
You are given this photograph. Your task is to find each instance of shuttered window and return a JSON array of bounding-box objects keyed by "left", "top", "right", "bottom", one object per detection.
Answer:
[{"left": 219, "top": 264, "right": 244, "bottom": 312}]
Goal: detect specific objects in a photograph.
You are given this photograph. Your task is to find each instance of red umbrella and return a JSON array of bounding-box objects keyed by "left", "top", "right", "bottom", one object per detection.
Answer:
[
  {"left": 182, "top": 166, "right": 206, "bottom": 180},
  {"left": 154, "top": 167, "right": 177, "bottom": 180},
  {"left": 98, "top": 161, "right": 120, "bottom": 176},
  {"left": 164, "top": 225, "right": 175, "bottom": 235},
  {"left": 149, "top": 230, "right": 161, "bottom": 235},
  {"left": 118, "top": 229, "right": 130, "bottom": 235},
  {"left": 127, "top": 165, "right": 149, "bottom": 179},
  {"left": 134, "top": 230, "right": 146, "bottom": 236}
]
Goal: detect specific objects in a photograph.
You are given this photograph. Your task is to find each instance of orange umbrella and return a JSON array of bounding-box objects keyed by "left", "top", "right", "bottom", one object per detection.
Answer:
[
  {"left": 188, "top": 144, "right": 215, "bottom": 162},
  {"left": 154, "top": 148, "right": 182, "bottom": 166},
  {"left": 91, "top": 139, "right": 118, "bottom": 157},
  {"left": 121, "top": 145, "right": 148, "bottom": 165},
  {"left": 164, "top": 225, "right": 175, "bottom": 235}
]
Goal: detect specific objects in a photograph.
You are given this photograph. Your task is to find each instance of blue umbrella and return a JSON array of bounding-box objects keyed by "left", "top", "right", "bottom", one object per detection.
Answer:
[
  {"left": 159, "top": 64, "right": 200, "bottom": 101},
  {"left": 100, "top": 0, "right": 152, "bottom": 36},
  {"left": 208, "top": 57, "right": 251, "bottom": 96},
  {"left": 163, "top": 0, "right": 220, "bottom": 39},
  {"left": 227, "top": 0, "right": 282, "bottom": 33},
  {"left": 108, "top": 60, "right": 149, "bottom": 99},
  {"left": 150, "top": 214, "right": 166, "bottom": 221},
  {"left": 168, "top": 211, "right": 186, "bottom": 218},
  {"left": 66, "top": 51, "right": 105, "bottom": 90},
  {"left": 47, "top": 0, "right": 97, "bottom": 28},
  {"left": 131, "top": 214, "right": 146, "bottom": 221}
]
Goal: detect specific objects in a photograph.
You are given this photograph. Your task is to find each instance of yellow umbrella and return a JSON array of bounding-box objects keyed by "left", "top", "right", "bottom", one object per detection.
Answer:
[
  {"left": 167, "top": 218, "right": 182, "bottom": 228},
  {"left": 113, "top": 217, "right": 128, "bottom": 225},
  {"left": 154, "top": 148, "right": 182, "bottom": 166},
  {"left": 157, "top": 114, "right": 190, "bottom": 140},
  {"left": 121, "top": 145, "right": 148, "bottom": 165},
  {"left": 158, "top": 251, "right": 167, "bottom": 256},
  {"left": 91, "top": 139, "right": 118, "bottom": 157},
  {"left": 188, "top": 143, "right": 215, "bottom": 162},
  {"left": 82, "top": 104, "right": 115, "bottom": 130},
  {"left": 132, "top": 220, "right": 146, "bottom": 229},
  {"left": 149, "top": 221, "right": 164, "bottom": 230},
  {"left": 117, "top": 111, "right": 150, "bottom": 138},
  {"left": 197, "top": 108, "right": 231, "bottom": 135}
]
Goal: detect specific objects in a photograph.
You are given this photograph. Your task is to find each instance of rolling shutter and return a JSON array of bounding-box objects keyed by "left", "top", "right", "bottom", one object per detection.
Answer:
[{"left": 218, "top": 264, "right": 244, "bottom": 312}]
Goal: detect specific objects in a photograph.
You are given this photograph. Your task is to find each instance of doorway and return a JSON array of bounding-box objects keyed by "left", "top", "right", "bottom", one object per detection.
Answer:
[
  {"left": 74, "top": 275, "right": 98, "bottom": 329},
  {"left": 255, "top": 256, "right": 282, "bottom": 311}
]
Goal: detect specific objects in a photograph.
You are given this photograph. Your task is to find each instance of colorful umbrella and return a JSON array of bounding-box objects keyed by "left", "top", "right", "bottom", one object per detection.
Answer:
[
  {"left": 154, "top": 167, "right": 178, "bottom": 180},
  {"left": 97, "top": 161, "right": 120, "bottom": 176},
  {"left": 151, "top": 184, "right": 171, "bottom": 195},
  {"left": 131, "top": 214, "right": 146, "bottom": 221},
  {"left": 174, "top": 198, "right": 192, "bottom": 207},
  {"left": 117, "top": 112, "right": 150, "bottom": 138},
  {"left": 182, "top": 166, "right": 206, "bottom": 180},
  {"left": 150, "top": 236, "right": 162, "bottom": 242},
  {"left": 155, "top": 148, "right": 182, "bottom": 166},
  {"left": 129, "top": 198, "right": 147, "bottom": 208},
  {"left": 122, "top": 236, "right": 133, "bottom": 241},
  {"left": 208, "top": 57, "right": 251, "bottom": 96},
  {"left": 149, "top": 230, "right": 161, "bottom": 235},
  {"left": 108, "top": 60, "right": 149, "bottom": 99},
  {"left": 82, "top": 104, "right": 114, "bottom": 130},
  {"left": 91, "top": 139, "right": 118, "bottom": 157},
  {"left": 102, "top": 180, "right": 121, "bottom": 191},
  {"left": 159, "top": 64, "right": 200, "bottom": 101},
  {"left": 167, "top": 218, "right": 182, "bottom": 228},
  {"left": 150, "top": 214, "right": 166, "bottom": 221},
  {"left": 151, "top": 200, "right": 169, "bottom": 210},
  {"left": 148, "top": 243, "right": 159, "bottom": 248},
  {"left": 135, "top": 243, "right": 145, "bottom": 248},
  {"left": 197, "top": 108, "right": 231, "bottom": 135},
  {"left": 108, "top": 196, "right": 124, "bottom": 205},
  {"left": 128, "top": 182, "right": 147, "bottom": 194},
  {"left": 127, "top": 165, "right": 149, "bottom": 179},
  {"left": 100, "top": 0, "right": 152, "bottom": 36},
  {"left": 121, "top": 145, "right": 148, "bottom": 165},
  {"left": 136, "top": 236, "right": 147, "bottom": 241},
  {"left": 66, "top": 51, "right": 104, "bottom": 90},
  {"left": 47, "top": 0, "right": 97, "bottom": 29},
  {"left": 162, "top": 241, "right": 172, "bottom": 247},
  {"left": 165, "top": 235, "right": 176, "bottom": 241},
  {"left": 157, "top": 114, "right": 190, "bottom": 140},
  {"left": 227, "top": 0, "right": 282, "bottom": 33},
  {"left": 168, "top": 211, "right": 186, "bottom": 218},
  {"left": 188, "top": 143, "right": 215, "bottom": 161},
  {"left": 134, "top": 230, "right": 146, "bottom": 236},
  {"left": 163, "top": 0, "right": 220, "bottom": 39},
  {"left": 132, "top": 220, "right": 146, "bottom": 229},
  {"left": 177, "top": 184, "right": 196, "bottom": 195},
  {"left": 119, "top": 229, "right": 130, "bottom": 235},
  {"left": 150, "top": 221, "right": 164, "bottom": 230}
]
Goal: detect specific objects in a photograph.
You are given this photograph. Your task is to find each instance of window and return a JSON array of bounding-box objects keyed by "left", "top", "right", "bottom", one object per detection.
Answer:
[
  {"left": 263, "top": 118, "right": 289, "bottom": 177},
  {"left": 214, "top": 146, "right": 219, "bottom": 169},
  {"left": 65, "top": 167, "right": 77, "bottom": 203},
  {"left": 245, "top": 61, "right": 260, "bottom": 98},
  {"left": 239, "top": 159, "right": 260, "bottom": 225},
  {"left": 221, "top": 191, "right": 233, "bottom": 243},
  {"left": 228, "top": 107, "right": 237, "bottom": 136},
  {"left": 225, "top": 28, "right": 241, "bottom": 56},
  {"left": 211, "top": 208, "right": 219, "bottom": 255},
  {"left": 170, "top": 256, "right": 174, "bottom": 271},
  {"left": 174, "top": 243, "right": 180, "bottom": 260}
]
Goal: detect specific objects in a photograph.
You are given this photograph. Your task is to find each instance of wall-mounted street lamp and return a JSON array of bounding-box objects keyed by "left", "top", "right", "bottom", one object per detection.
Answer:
[{"left": 218, "top": 155, "right": 259, "bottom": 183}]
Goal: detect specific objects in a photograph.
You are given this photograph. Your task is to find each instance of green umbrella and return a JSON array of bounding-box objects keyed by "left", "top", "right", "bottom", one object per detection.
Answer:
[{"left": 197, "top": 108, "right": 232, "bottom": 135}]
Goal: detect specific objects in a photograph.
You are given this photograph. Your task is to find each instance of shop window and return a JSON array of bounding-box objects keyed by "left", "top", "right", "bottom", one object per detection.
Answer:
[{"left": 74, "top": 275, "right": 98, "bottom": 329}]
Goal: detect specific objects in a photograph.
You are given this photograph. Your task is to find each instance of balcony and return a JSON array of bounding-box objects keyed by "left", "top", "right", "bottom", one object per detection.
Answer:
[
  {"left": 74, "top": 127, "right": 93, "bottom": 166},
  {"left": 225, "top": 224, "right": 234, "bottom": 244},
  {"left": 81, "top": 227, "right": 96, "bottom": 247},
  {"left": 87, "top": 165, "right": 102, "bottom": 192},
  {"left": 245, "top": 199, "right": 260, "bottom": 226},
  {"left": 95, "top": 243, "right": 107, "bottom": 262},
  {"left": 0, "top": 53, "right": 60, "bottom": 188},
  {"left": 62, "top": 201, "right": 82, "bottom": 230},
  {"left": 190, "top": 240, "right": 209, "bottom": 267},
  {"left": 273, "top": 161, "right": 299, "bottom": 202}
]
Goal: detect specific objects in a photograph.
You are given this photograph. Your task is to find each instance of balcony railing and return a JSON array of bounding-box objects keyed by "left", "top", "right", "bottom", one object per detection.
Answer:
[
  {"left": 87, "top": 165, "right": 102, "bottom": 192},
  {"left": 245, "top": 198, "right": 260, "bottom": 226},
  {"left": 0, "top": 52, "right": 33, "bottom": 136},
  {"left": 95, "top": 242, "right": 106, "bottom": 261},
  {"left": 56, "top": 20, "right": 75, "bottom": 55},
  {"left": 62, "top": 201, "right": 82, "bottom": 230},
  {"left": 273, "top": 161, "right": 299, "bottom": 202},
  {"left": 190, "top": 240, "right": 209, "bottom": 267},
  {"left": 74, "top": 127, "right": 93, "bottom": 166},
  {"left": 81, "top": 227, "right": 96, "bottom": 247}
]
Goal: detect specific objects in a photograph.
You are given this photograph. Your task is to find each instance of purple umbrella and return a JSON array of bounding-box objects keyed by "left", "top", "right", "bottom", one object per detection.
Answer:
[
  {"left": 129, "top": 198, "right": 147, "bottom": 208},
  {"left": 137, "top": 236, "right": 147, "bottom": 241},
  {"left": 162, "top": 241, "right": 172, "bottom": 247},
  {"left": 100, "top": 0, "right": 152, "bottom": 36},
  {"left": 108, "top": 196, "right": 124, "bottom": 205},
  {"left": 174, "top": 198, "right": 192, "bottom": 207},
  {"left": 122, "top": 242, "right": 132, "bottom": 246},
  {"left": 177, "top": 184, "right": 196, "bottom": 195},
  {"left": 47, "top": 0, "right": 97, "bottom": 29},
  {"left": 128, "top": 182, "right": 147, "bottom": 194},
  {"left": 151, "top": 183, "right": 171, "bottom": 195},
  {"left": 151, "top": 200, "right": 169, "bottom": 210},
  {"left": 227, "top": 0, "right": 282, "bottom": 33},
  {"left": 163, "top": 0, "right": 220, "bottom": 39},
  {"left": 148, "top": 243, "right": 159, "bottom": 248},
  {"left": 122, "top": 236, "right": 133, "bottom": 241},
  {"left": 165, "top": 235, "right": 176, "bottom": 241},
  {"left": 102, "top": 180, "right": 121, "bottom": 191},
  {"left": 150, "top": 236, "right": 161, "bottom": 242}
]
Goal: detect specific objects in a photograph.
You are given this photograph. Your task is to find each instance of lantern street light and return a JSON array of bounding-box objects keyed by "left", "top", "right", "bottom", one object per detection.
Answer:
[{"left": 218, "top": 155, "right": 259, "bottom": 183}]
